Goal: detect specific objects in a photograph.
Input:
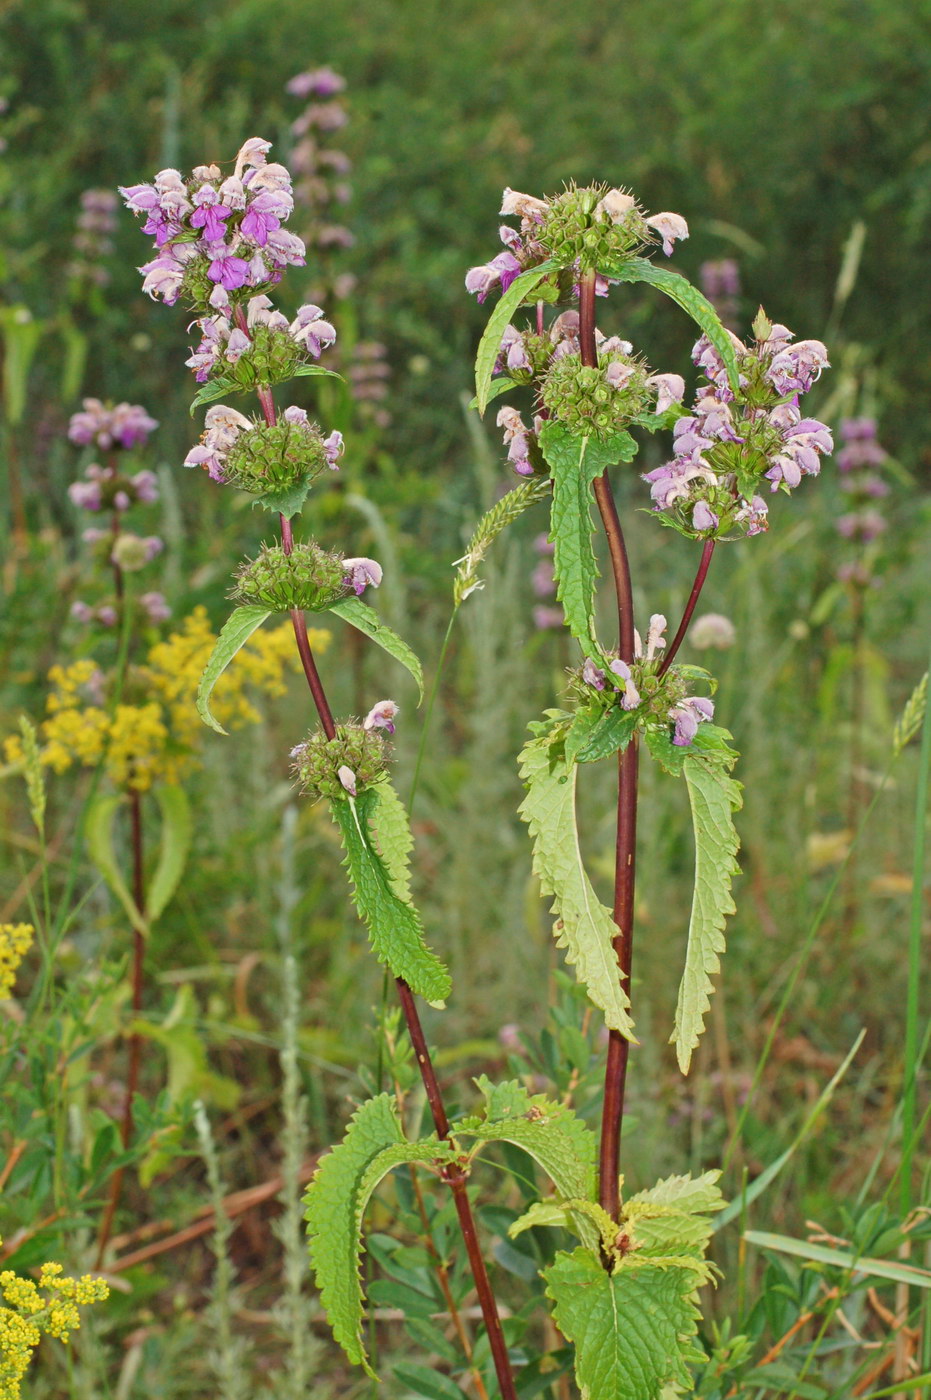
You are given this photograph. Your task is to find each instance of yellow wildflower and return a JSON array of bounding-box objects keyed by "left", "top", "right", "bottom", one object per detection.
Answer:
[
  {"left": 0, "top": 1241, "right": 108, "bottom": 1398},
  {"left": 6, "top": 608, "right": 330, "bottom": 792},
  {"left": 0, "top": 925, "right": 32, "bottom": 1000}
]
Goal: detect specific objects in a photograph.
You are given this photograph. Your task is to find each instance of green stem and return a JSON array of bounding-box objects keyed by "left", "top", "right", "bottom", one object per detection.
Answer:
[{"left": 901, "top": 636, "right": 931, "bottom": 1217}]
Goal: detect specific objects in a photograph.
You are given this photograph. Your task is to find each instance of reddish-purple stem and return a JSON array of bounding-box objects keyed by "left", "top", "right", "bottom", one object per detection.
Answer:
[
  {"left": 579, "top": 270, "right": 640, "bottom": 1224},
  {"left": 253, "top": 368, "right": 517, "bottom": 1398},
  {"left": 657, "top": 538, "right": 716, "bottom": 679}
]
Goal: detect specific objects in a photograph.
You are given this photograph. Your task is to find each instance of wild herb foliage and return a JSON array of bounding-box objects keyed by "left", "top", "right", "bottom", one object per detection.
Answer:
[{"left": 1, "top": 32, "right": 929, "bottom": 1395}]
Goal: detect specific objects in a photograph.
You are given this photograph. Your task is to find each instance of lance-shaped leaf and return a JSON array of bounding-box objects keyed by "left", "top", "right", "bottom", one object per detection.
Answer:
[
  {"left": 454, "top": 475, "right": 551, "bottom": 605},
  {"left": 539, "top": 422, "right": 638, "bottom": 657},
  {"left": 188, "top": 376, "right": 241, "bottom": 414},
  {"left": 519, "top": 737, "right": 635, "bottom": 1039},
  {"left": 366, "top": 779, "right": 414, "bottom": 902},
  {"left": 604, "top": 257, "right": 741, "bottom": 393},
  {"left": 328, "top": 597, "right": 423, "bottom": 703},
  {"left": 474, "top": 261, "right": 557, "bottom": 414},
  {"left": 146, "top": 784, "right": 193, "bottom": 923},
  {"left": 304, "top": 1094, "right": 456, "bottom": 1377},
  {"left": 85, "top": 793, "right": 147, "bottom": 936},
  {"left": 673, "top": 754, "right": 742, "bottom": 1073},
  {"left": 196, "top": 605, "right": 271, "bottom": 735},
  {"left": 331, "top": 788, "right": 451, "bottom": 1006},
  {"left": 544, "top": 1247, "right": 706, "bottom": 1400}
]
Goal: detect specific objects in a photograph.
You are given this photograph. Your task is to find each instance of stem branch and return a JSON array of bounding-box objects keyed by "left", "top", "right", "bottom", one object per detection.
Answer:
[{"left": 657, "top": 538, "right": 716, "bottom": 679}]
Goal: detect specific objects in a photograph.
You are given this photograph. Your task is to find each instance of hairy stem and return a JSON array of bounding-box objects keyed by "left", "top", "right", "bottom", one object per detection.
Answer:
[
  {"left": 657, "top": 538, "right": 716, "bottom": 678},
  {"left": 579, "top": 269, "right": 640, "bottom": 1223},
  {"left": 253, "top": 372, "right": 516, "bottom": 1398},
  {"left": 96, "top": 786, "right": 147, "bottom": 1264}
]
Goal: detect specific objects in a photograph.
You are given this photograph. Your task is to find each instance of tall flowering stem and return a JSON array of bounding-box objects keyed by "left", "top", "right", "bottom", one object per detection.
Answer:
[
  {"left": 578, "top": 270, "right": 640, "bottom": 1222},
  {"left": 657, "top": 538, "right": 717, "bottom": 679},
  {"left": 228, "top": 274, "right": 519, "bottom": 1400}
]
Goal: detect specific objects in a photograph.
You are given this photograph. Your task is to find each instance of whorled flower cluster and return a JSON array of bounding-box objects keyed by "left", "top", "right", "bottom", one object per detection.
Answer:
[
  {"left": 183, "top": 403, "right": 342, "bottom": 489},
  {"left": 231, "top": 540, "right": 382, "bottom": 610},
  {"left": 834, "top": 416, "right": 890, "bottom": 585},
  {"left": 576, "top": 614, "right": 715, "bottom": 748},
  {"left": 286, "top": 66, "right": 355, "bottom": 291},
  {"left": 68, "top": 463, "right": 158, "bottom": 513},
  {"left": 185, "top": 292, "right": 336, "bottom": 386},
  {"left": 466, "top": 184, "right": 689, "bottom": 303},
  {"left": 68, "top": 188, "right": 118, "bottom": 287},
  {"left": 68, "top": 398, "right": 158, "bottom": 452},
  {"left": 493, "top": 310, "right": 684, "bottom": 473},
  {"left": 644, "top": 314, "right": 832, "bottom": 539},
  {"left": 120, "top": 138, "right": 306, "bottom": 311}
]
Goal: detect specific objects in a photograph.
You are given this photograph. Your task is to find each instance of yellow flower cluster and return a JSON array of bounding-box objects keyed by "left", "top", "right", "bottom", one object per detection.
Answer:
[
  {"left": 4, "top": 608, "right": 330, "bottom": 792},
  {"left": 0, "top": 1248, "right": 108, "bottom": 1399},
  {"left": 0, "top": 925, "right": 32, "bottom": 1000}
]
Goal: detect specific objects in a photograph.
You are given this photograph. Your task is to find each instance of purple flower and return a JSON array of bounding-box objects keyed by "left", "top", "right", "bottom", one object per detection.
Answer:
[
  {"left": 190, "top": 185, "right": 233, "bottom": 242},
  {"left": 225, "top": 328, "right": 250, "bottom": 363},
  {"left": 337, "top": 765, "right": 357, "bottom": 796},
  {"left": 206, "top": 244, "right": 251, "bottom": 291},
  {"left": 497, "top": 406, "right": 536, "bottom": 477},
  {"left": 140, "top": 252, "right": 185, "bottom": 304},
  {"left": 532, "top": 560, "right": 555, "bottom": 598},
  {"left": 692, "top": 500, "right": 719, "bottom": 532},
  {"left": 343, "top": 557, "right": 382, "bottom": 595},
  {"left": 286, "top": 66, "right": 346, "bottom": 98},
  {"left": 323, "top": 431, "right": 343, "bottom": 469},
  {"left": 647, "top": 373, "right": 685, "bottom": 415},
  {"left": 68, "top": 480, "right": 103, "bottom": 511},
  {"left": 582, "top": 658, "right": 606, "bottom": 690},
  {"left": 363, "top": 700, "right": 399, "bottom": 734},
  {"left": 465, "top": 250, "right": 522, "bottom": 303},
  {"left": 70, "top": 600, "right": 94, "bottom": 622},
  {"left": 241, "top": 188, "right": 291, "bottom": 246},
  {"left": 533, "top": 606, "right": 564, "bottom": 631},
  {"left": 670, "top": 695, "right": 714, "bottom": 747},
  {"left": 609, "top": 659, "right": 641, "bottom": 709},
  {"left": 139, "top": 591, "right": 171, "bottom": 623},
  {"left": 289, "top": 304, "right": 336, "bottom": 356}
]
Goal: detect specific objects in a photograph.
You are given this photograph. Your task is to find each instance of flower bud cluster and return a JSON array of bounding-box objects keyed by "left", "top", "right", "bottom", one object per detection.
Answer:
[
  {"left": 68, "top": 398, "right": 158, "bottom": 451},
  {"left": 120, "top": 138, "right": 306, "bottom": 311},
  {"left": 834, "top": 417, "right": 890, "bottom": 585},
  {"left": 184, "top": 404, "right": 343, "bottom": 491},
  {"left": 465, "top": 184, "right": 689, "bottom": 302},
  {"left": 232, "top": 542, "right": 350, "bottom": 612},
  {"left": 68, "top": 463, "right": 159, "bottom": 513},
  {"left": 573, "top": 614, "right": 715, "bottom": 748},
  {"left": 291, "top": 722, "right": 389, "bottom": 801},
  {"left": 539, "top": 345, "right": 654, "bottom": 438},
  {"left": 68, "top": 188, "right": 118, "bottom": 287},
  {"left": 644, "top": 312, "right": 832, "bottom": 540},
  {"left": 81, "top": 529, "right": 164, "bottom": 572},
  {"left": 186, "top": 294, "right": 336, "bottom": 386}
]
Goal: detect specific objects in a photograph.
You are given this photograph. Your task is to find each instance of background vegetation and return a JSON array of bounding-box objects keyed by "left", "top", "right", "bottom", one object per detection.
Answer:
[{"left": 0, "top": 1, "right": 928, "bottom": 1395}]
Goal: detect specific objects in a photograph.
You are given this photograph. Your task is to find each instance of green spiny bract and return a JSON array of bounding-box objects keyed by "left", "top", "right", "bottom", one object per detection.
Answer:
[
  {"left": 539, "top": 350, "right": 650, "bottom": 438},
  {"left": 231, "top": 542, "right": 349, "bottom": 612},
  {"left": 292, "top": 723, "right": 389, "bottom": 802},
  {"left": 224, "top": 416, "right": 330, "bottom": 496},
  {"left": 569, "top": 656, "right": 693, "bottom": 725},
  {"left": 228, "top": 322, "right": 307, "bottom": 389},
  {"left": 537, "top": 184, "right": 650, "bottom": 272}
]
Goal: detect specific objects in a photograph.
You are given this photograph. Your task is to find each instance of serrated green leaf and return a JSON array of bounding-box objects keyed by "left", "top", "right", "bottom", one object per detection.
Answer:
[
  {"left": 188, "top": 377, "right": 241, "bottom": 414},
  {"left": 510, "top": 1198, "right": 618, "bottom": 1255},
  {"left": 366, "top": 780, "right": 414, "bottom": 902},
  {"left": 146, "top": 785, "right": 192, "bottom": 923},
  {"left": 564, "top": 708, "right": 602, "bottom": 766},
  {"left": 331, "top": 790, "right": 451, "bottom": 1005},
  {"left": 544, "top": 1247, "right": 703, "bottom": 1400},
  {"left": 672, "top": 756, "right": 742, "bottom": 1073},
  {"left": 605, "top": 257, "right": 740, "bottom": 393},
  {"left": 196, "top": 606, "right": 271, "bottom": 735},
  {"left": 304, "top": 1094, "right": 456, "bottom": 1377},
  {"left": 467, "top": 376, "right": 520, "bottom": 410},
  {"left": 456, "top": 1078, "right": 596, "bottom": 1230},
  {"left": 292, "top": 363, "right": 343, "bottom": 381},
  {"left": 575, "top": 708, "right": 640, "bottom": 764},
  {"left": 628, "top": 1171, "right": 725, "bottom": 1218},
  {"left": 518, "top": 737, "right": 635, "bottom": 1038},
  {"left": 85, "top": 793, "right": 147, "bottom": 936},
  {"left": 454, "top": 475, "right": 550, "bottom": 605},
  {"left": 539, "top": 422, "right": 638, "bottom": 657},
  {"left": 328, "top": 597, "right": 423, "bottom": 703},
  {"left": 254, "top": 476, "right": 314, "bottom": 519},
  {"left": 474, "top": 261, "right": 557, "bottom": 414}
]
